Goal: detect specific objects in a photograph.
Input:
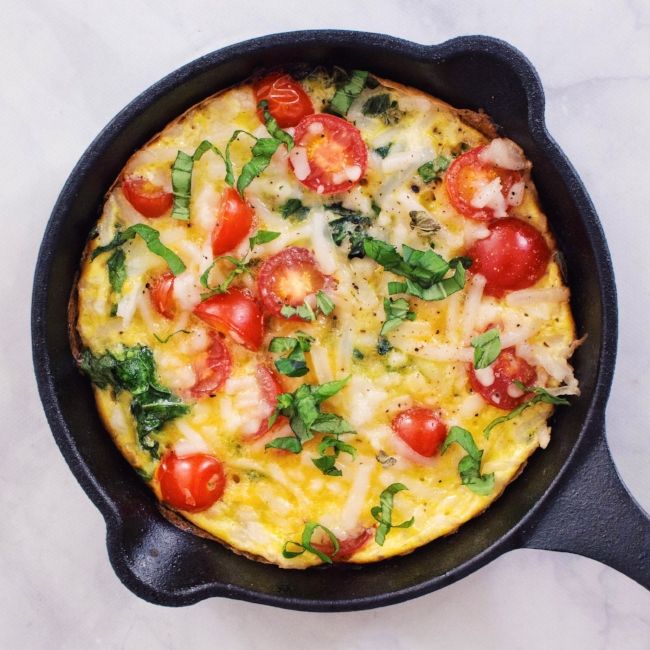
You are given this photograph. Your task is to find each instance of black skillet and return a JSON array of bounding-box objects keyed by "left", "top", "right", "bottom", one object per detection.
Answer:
[{"left": 32, "top": 31, "right": 650, "bottom": 610}]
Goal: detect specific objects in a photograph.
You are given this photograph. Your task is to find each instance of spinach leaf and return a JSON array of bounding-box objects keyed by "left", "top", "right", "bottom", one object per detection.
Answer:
[
  {"left": 327, "top": 69, "right": 368, "bottom": 116},
  {"left": 471, "top": 328, "right": 501, "bottom": 370},
  {"left": 107, "top": 248, "right": 126, "bottom": 294},
  {"left": 361, "top": 93, "right": 404, "bottom": 125},
  {"left": 282, "top": 521, "right": 340, "bottom": 564},
  {"left": 483, "top": 383, "right": 571, "bottom": 439},
  {"left": 326, "top": 203, "right": 373, "bottom": 259},
  {"left": 441, "top": 426, "right": 495, "bottom": 495},
  {"left": 417, "top": 155, "right": 450, "bottom": 184},
  {"left": 371, "top": 483, "right": 414, "bottom": 546}
]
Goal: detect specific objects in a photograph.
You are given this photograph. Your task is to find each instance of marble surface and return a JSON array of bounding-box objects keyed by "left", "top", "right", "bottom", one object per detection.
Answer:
[{"left": 2, "top": 0, "right": 649, "bottom": 647}]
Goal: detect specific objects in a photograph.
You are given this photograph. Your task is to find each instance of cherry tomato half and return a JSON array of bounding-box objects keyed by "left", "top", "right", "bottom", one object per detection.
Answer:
[
  {"left": 469, "top": 347, "right": 537, "bottom": 410},
  {"left": 193, "top": 288, "right": 264, "bottom": 350},
  {"left": 190, "top": 334, "right": 232, "bottom": 398},
  {"left": 149, "top": 272, "right": 176, "bottom": 320},
  {"left": 445, "top": 146, "right": 522, "bottom": 221},
  {"left": 254, "top": 72, "right": 315, "bottom": 128},
  {"left": 211, "top": 188, "right": 254, "bottom": 256},
  {"left": 157, "top": 452, "right": 226, "bottom": 512},
  {"left": 252, "top": 365, "right": 286, "bottom": 437},
  {"left": 391, "top": 407, "right": 448, "bottom": 457},
  {"left": 122, "top": 175, "right": 173, "bottom": 218},
  {"left": 290, "top": 114, "right": 367, "bottom": 194},
  {"left": 257, "top": 247, "right": 326, "bottom": 319},
  {"left": 311, "top": 527, "right": 374, "bottom": 562},
  {"left": 467, "top": 217, "right": 551, "bottom": 297}
]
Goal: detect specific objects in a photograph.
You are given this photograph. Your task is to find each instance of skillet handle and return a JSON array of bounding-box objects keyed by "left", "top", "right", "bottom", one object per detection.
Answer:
[{"left": 519, "top": 427, "right": 650, "bottom": 590}]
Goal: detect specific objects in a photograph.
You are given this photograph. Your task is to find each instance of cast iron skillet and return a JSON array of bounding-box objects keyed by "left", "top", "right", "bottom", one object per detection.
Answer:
[{"left": 32, "top": 31, "right": 650, "bottom": 610}]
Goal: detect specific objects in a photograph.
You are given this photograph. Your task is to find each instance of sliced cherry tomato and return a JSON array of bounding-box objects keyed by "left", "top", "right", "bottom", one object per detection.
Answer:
[
  {"left": 190, "top": 334, "right": 232, "bottom": 398},
  {"left": 257, "top": 247, "right": 326, "bottom": 319},
  {"left": 467, "top": 217, "right": 551, "bottom": 297},
  {"left": 149, "top": 272, "right": 175, "bottom": 320},
  {"left": 254, "top": 72, "right": 315, "bottom": 128},
  {"left": 445, "top": 146, "right": 522, "bottom": 221},
  {"left": 391, "top": 407, "right": 448, "bottom": 457},
  {"left": 193, "top": 288, "right": 264, "bottom": 350},
  {"left": 312, "top": 527, "right": 373, "bottom": 562},
  {"left": 122, "top": 175, "right": 173, "bottom": 218},
  {"left": 212, "top": 188, "right": 254, "bottom": 256},
  {"left": 469, "top": 347, "right": 537, "bottom": 410},
  {"left": 252, "top": 365, "right": 286, "bottom": 437},
  {"left": 290, "top": 114, "right": 367, "bottom": 194},
  {"left": 157, "top": 452, "right": 226, "bottom": 512}
]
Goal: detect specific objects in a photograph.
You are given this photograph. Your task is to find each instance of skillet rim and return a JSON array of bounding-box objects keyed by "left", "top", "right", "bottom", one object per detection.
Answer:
[{"left": 31, "top": 30, "right": 618, "bottom": 610}]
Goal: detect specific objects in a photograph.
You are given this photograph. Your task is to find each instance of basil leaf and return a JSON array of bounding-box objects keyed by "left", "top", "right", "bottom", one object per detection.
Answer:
[
  {"left": 471, "top": 328, "right": 501, "bottom": 370},
  {"left": 311, "top": 413, "right": 354, "bottom": 435},
  {"left": 200, "top": 256, "right": 251, "bottom": 298},
  {"left": 91, "top": 225, "right": 186, "bottom": 278},
  {"left": 417, "top": 155, "right": 450, "bottom": 184},
  {"left": 327, "top": 69, "right": 368, "bottom": 116},
  {"left": 271, "top": 330, "right": 314, "bottom": 376},
  {"left": 107, "top": 248, "right": 126, "bottom": 294},
  {"left": 282, "top": 522, "right": 340, "bottom": 564},
  {"left": 361, "top": 93, "right": 403, "bottom": 125},
  {"left": 371, "top": 200, "right": 382, "bottom": 216},
  {"left": 275, "top": 357, "right": 308, "bottom": 377},
  {"left": 483, "top": 384, "right": 571, "bottom": 439},
  {"left": 311, "top": 430, "right": 356, "bottom": 476},
  {"left": 266, "top": 436, "right": 302, "bottom": 453},
  {"left": 312, "top": 455, "right": 342, "bottom": 477},
  {"left": 269, "top": 337, "right": 299, "bottom": 354},
  {"left": 371, "top": 483, "right": 414, "bottom": 546},
  {"left": 327, "top": 204, "right": 374, "bottom": 259},
  {"left": 249, "top": 230, "right": 280, "bottom": 248},
  {"left": 380, "top": 297, "right": 416, "bottom": 336},
  {"left": 311, "top": 376, "right": 350, "bottom": 403},
  {"left": 279, "top": 198, "right": 310, "bottom": 221},
  {"left": 153, "top": 329, "right": 190, "bottom": 344},
  {"left": 375, "top": 143, "right": 392, "bottom": 159},
  {"left": 258, "top": 99, "right": 294, "bottom": 151},
  {"left": 80, "top": 346, "right": 189, "bottom": 458},
  {"left": 316, "top": 291, "right": 334, "bottom": 316},
  {"left": 236, "top": 137, "right": 282, "bottom": 194},
  {"left": 441, "top": 426, "right": 494, "bottom": 495}
]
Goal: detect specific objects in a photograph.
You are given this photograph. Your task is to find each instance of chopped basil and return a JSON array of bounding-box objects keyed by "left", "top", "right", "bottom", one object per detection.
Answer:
[
  {"left": 409, "top": 211, "right": 440, "bottom": 236},
  {"left": 312, "top": 434, "right": 357, "bottom": 477},
  {"left": 376, "top": 336, "right": 392, "bottom": 356},
  {"left": 91, "top": 224, "right": 186, "bottom": 277},
  {"left": 80, "top": 346, "right": 189, "bottom": 458},
  {"left": 265, "top": 377, "right": 354, "bottom": 472},
  {"left": 483, "top": 383, "right": 571, "bottom": 439},
  {"left": 441, "top": 426, "right": 495, "bottom": 496},
  {"left": 316, "top": 291, "right": 334, "bottom": 316},
  {"left": 371, "top": 483, "right": 414, "bottom": 546},
  {"left": 107, "top": 248, "right": 126, "bottom": 294},
  {"left": 153, "top": 329, "right": 191, "bottom": 344},
  {"left": 380, "top": 297, "right": 416, "bottom": 336},
  {"left": 361, "top": 93, "right": 404, "bottom": 125},
  {"left": 374, "top": 143, "right": 392, "bottom": 159},
  {"left": 234, "top": 136, "right": 282, "bottom": 194},
  {"left": 171, "top": 140, "right": 228, "bottom": 220},
  {"left": 279, "top": 198, "right": 310, "bottom": 221},
  {"left": 417, "top": 155, "right": 450, "bottom": 184},
  {"left": 371, "top": 200, "right": 382, "bottom": 216},
  {"left": 249, "top": 229, "right": 280, "bottom": 248},
  {"left": 282, "top": 522, "right": 340, "bottom": 564},
  {"left": 280, "top": 292, "right": 333, "bottom": 321},
  {"left": 363, "top": 237, "right": 471, "bottom": 302},
  {"left": 258, "top": 99, "right": 294, "bottom": 151},
  {"left": 326, "top": 203, "right": 374, "bottom": 259},
  {"left": 269, "top": 332, "right": 314, "bottom": 378},
  {"left": 327, "top": 69, "right": 368, "bottom": 116},
  {"left": 471, "top": 328, "right": 501, "bottom": 370},
  {"left": 199, "top": 255, "right": 252, "bottom": 299}
]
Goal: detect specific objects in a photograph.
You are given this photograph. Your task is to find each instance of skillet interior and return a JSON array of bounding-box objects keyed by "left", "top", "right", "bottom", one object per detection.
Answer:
[{"left": 32, "top": 31, "right": 615, "bottom": 610}]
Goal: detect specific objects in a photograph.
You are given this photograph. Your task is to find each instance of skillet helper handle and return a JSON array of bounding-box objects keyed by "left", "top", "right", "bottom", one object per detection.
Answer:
[{"left": 519, "top": 427, "right": 650, "bottom": 590}]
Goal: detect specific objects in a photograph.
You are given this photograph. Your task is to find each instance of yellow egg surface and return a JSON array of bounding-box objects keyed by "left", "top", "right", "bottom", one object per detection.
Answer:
[{"left": 75, "top": 69, "right": 579, "bottom": 568}]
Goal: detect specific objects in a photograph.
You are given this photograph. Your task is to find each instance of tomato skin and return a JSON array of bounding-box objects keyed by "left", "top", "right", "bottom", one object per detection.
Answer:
[
  {"left": 149, "top": 272, "right": 176, "bottom": 319},
  {"left": 252, "top": 365, "right": 286, "bottom": 437},
  {"left": 445, "top": 146, "right": 521, "bottom": 221},
  {"left": 290, "top": 114, "right": 367, "bottom": 194},
  {"left": 157, "top": 452, "right": 226, "bottom": 512},
  {"left": 469, "top": 347, "right": 537, "bottom": 410},
  {"left": 257, "top": 247, "right": 326, "bottom": 319},
  {"left": 391, "top": 407, "right": 448, "bottom": 457},
  {"left": 190, "top": 334, "right": 232, "bottom": 398},
  {"left": 254, "top": 72, "right": 314, "bottom": 128},
  {"left": 212, "top": 188, "right": 254, "bottom": 256},
  {"left": 122, "top": 175, "right": 173, "bottom": 218},
  {"left": 312, "top": 527, "right": 374, "bottom": 561},
  {"left": 193, "top": 288, "right": 264, "bottom": 350},
  {"left": 467, "top": 217, "right": 551, "bottom": 297}
]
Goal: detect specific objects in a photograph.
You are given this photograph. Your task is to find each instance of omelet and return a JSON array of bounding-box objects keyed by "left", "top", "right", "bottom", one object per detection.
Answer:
[{"left": 74, "top": 68, "right": 579, "bottom": 567}]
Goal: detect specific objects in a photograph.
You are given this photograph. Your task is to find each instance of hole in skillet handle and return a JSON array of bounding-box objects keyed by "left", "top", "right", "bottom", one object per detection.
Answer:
[{"left": 33, "top": 31, "right": 622, "bottom": 608}]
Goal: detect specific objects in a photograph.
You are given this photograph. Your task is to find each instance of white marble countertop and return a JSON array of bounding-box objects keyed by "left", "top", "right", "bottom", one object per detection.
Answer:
[{"left": 2, "top": 0, "right": 649, "bottom": 647}]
